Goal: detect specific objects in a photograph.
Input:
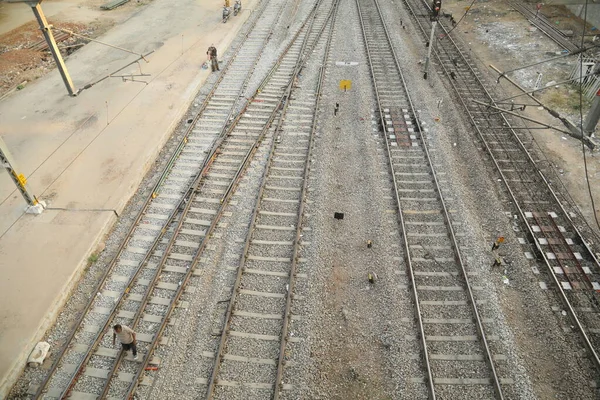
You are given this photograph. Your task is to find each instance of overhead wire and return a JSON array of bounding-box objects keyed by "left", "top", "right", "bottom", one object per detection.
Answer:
[
  {"left": 578, "top": 0, "right": 600, "bottom": 233},
  {"left": 440, "top": 0, "right": 477, "bottom": 39}
]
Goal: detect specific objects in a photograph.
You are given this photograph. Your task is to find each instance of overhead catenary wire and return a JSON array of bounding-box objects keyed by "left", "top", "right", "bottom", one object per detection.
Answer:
[
  {"left": 498, "top": 43, "right": 600, "bottom": 79},
  {"left": 52, "top": 27, "right": 149, "bottom": 61},
  {"left": 440, "top": 0, "right": 477, "bottom": 40},
  {"left": 578, "top": 0, "right": 600, "bottom": 233}
]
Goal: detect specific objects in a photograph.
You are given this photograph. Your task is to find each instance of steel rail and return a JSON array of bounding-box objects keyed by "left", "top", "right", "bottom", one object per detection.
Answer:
[
  {"left": 112, "top": 6, "right": 334, "bottom": 400},
  {"left": 98, "top": 102, "right": 272, "bottom": 399},
  {"left": 413, "top": 0, "right": 600, "bottom": 270},
  {"left": 220, "top": 1, "right": 330, "bottom": 202},
  {"left": 506, "top": 0, "right": 580, "bottom": 53},
  {"left": 60, "top": 134, "right": 221, "bottom": 400},
  {"left": 204, "top": 1, "right": 335, "bottom": 397},
  {"left": 357, "top": 0, "right": 504, "bottom": 398},
  {"left": 354, "top": 1, "right": 433, "bottom": 398},
  {"left": 402, "top": 0, "right": 600, "bottom": 373},
  {"left": 49, "top": 3, "right": 284, "bottom": 400},
  {"left": 273, "top": 1, "right": 338, "bottom": 397},
  {"left": 414, "top": 0, "right": 599, "bottom": 271},
  {"left": 118, "top": 93, "right": 283, "bottom": 400},
  {"left": 532, "top": 213, "right": 592, "bottom": 290},
  {"left": 30, "top": 3, "right": 272, "bottom": 397},
  {"left": 423, "top": 0, "right": 600, "bottom": 326},
  {"left": 154, "top": 0, "right": 282, "bottom": 198},
  {"left": 66, "top": 5, "right": 292, "bottom": 399},
  {"left": 124, "top": 4, "right": 336, "bottom": 398}
]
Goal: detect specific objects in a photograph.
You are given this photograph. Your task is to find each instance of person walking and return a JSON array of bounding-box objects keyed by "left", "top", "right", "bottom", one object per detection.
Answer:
[
  {"left": 207, "top": 45, "right": 219, "bottom": 72},
  {"left": 113, "top": 324, "right": 138, "bottom": 360}
]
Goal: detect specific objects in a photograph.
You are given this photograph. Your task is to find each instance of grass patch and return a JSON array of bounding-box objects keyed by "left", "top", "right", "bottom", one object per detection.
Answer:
[
  {"left": 87, "top": 252, "right": 99, "bottom": 264},
  {"left": 544, "top": 86, "right": 592, "bottom": 113},
  {"left": 84, "top": 252, "right": 100, "bottom": 272}
]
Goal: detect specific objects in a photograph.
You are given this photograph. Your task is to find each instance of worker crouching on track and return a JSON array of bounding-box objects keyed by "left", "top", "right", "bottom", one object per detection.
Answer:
[
  {"left": 113, "top": 324, "right": 138, "bottom": 360},
  {"left": 207, "top": 45, "right": 220, "bottom": 72}
]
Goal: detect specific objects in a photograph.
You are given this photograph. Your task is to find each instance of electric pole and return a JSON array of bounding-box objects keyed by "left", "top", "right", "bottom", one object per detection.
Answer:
[
  {"left": 583, "top": 88, "right": 600, "bottom": 136},
  {"left": 25, "top": 0, "right": 76, "bottom": 96},
  {"left": 423, "top": 0, "right": 442, "bottom": 80},
  {"left": 0, "top": 136, "right": 46, "bottom": 214}
]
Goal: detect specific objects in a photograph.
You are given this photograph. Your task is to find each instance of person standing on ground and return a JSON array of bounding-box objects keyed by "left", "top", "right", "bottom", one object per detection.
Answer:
[
  {"left": 113, "top": 324, "right": 138, "bottom": 360},
  {"left": 207, "top": 45, "right": 219, "bottom": 72}
]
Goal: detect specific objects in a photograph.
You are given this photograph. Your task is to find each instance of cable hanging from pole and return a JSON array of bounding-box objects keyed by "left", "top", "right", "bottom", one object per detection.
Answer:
[
  {"left": 439, "top": 0, "right": 477, "bottom": 40},
  {"left": 52, "top": 26, "right": 150, "bottom": 61}
]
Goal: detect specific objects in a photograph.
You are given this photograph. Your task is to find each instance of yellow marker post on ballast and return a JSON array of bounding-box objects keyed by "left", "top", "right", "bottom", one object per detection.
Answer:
[{"left": 339, "top": 80, "right": 351, "bottom": 91}]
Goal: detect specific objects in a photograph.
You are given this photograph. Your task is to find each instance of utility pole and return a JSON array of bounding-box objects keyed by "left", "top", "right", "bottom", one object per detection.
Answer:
[
  {"left": 26, "top": 0, "right": 76, "bottom": 96},
  {"left": 0, "top": 136, "right": 46, "bottom": 214},
  {"left": 583, "top": 88, "right": 600, "bottom": 136},
  {"left": 423, "top": 0, "right": 441, "bottom": 80}
]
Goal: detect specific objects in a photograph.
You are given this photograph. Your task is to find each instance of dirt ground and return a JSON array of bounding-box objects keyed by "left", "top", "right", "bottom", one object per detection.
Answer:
[
  {"left": 442, "top": 0, "right": 600, "bottom": 238},
  {"left": 0, "top": 0, "right": 153, "bottom": 99}
]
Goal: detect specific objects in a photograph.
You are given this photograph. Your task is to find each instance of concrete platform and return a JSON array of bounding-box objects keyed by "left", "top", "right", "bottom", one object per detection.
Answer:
[{"left": 0, "top": 0, "right": 258, "bottom": 396}]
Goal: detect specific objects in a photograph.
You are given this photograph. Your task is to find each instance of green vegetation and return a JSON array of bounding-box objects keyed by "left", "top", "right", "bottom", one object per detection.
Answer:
[
  {"left": 543, "top": 86, "right": 591, "bottom": 113},
  {"left": 87, "top": 252, "right": 99, "bottom": 264}
]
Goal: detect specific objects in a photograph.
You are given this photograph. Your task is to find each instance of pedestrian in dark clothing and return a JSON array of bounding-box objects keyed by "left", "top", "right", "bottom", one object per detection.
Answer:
[
  {"left": 113, "top": 324, "right": 138, "bottom": 360},
  {"left": 207, "top": 45, "right": 219, "bottom": 72},
  {"left": 334, "top": 102, "right": 339, "bottom": 116}
]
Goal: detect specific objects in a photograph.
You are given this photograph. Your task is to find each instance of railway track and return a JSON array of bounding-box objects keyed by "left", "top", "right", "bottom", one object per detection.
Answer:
[
  {"left": 356, "top": 0, "right": 510, "bottom": 397},
  {"left": 25, "top": 0, "right": 330, "bottom": 397},
  {"left": 506, "top": 0, "right": 581, "bottom": 54},
  {"left": 201, "top": 0, "right": 337, "bottom": 398},
  {"left": 403, "top": 0, "right": 600, "bottom": 375}
]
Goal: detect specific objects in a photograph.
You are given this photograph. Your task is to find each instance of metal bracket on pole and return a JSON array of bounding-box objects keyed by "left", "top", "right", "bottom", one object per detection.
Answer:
[
  {"left": 490, "top": 64, "right": 597, "bottom": 149},
  {"left": 472, "top": 99, "right": 577, "bottom": 136},
  {"left": 26, "top": 0, "right": 77, "bottom": 97},
  {"left": 423, "top": 0, "right": 441, "bottom": 80},
  {"left": 0, "top": 136, "right": 46, "bottom": 214}
]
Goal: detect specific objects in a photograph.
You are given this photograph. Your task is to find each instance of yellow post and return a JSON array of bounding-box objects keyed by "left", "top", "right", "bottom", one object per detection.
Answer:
[
  {"left": 339, "top": 80, "right": 352, "bottom": 91},
  {"left": 0, "top": 136, "right": 38, "bottom": 206}
]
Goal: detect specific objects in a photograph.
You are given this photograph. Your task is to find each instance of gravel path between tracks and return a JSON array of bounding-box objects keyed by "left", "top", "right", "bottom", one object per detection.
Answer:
[{"left": 297, "top": 0, "right": 425, "bottom": 398}]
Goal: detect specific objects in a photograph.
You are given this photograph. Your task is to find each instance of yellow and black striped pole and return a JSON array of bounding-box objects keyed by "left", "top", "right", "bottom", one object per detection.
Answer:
[{"left": 0, "top": 136, "right": 38, "bottom": 206}]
